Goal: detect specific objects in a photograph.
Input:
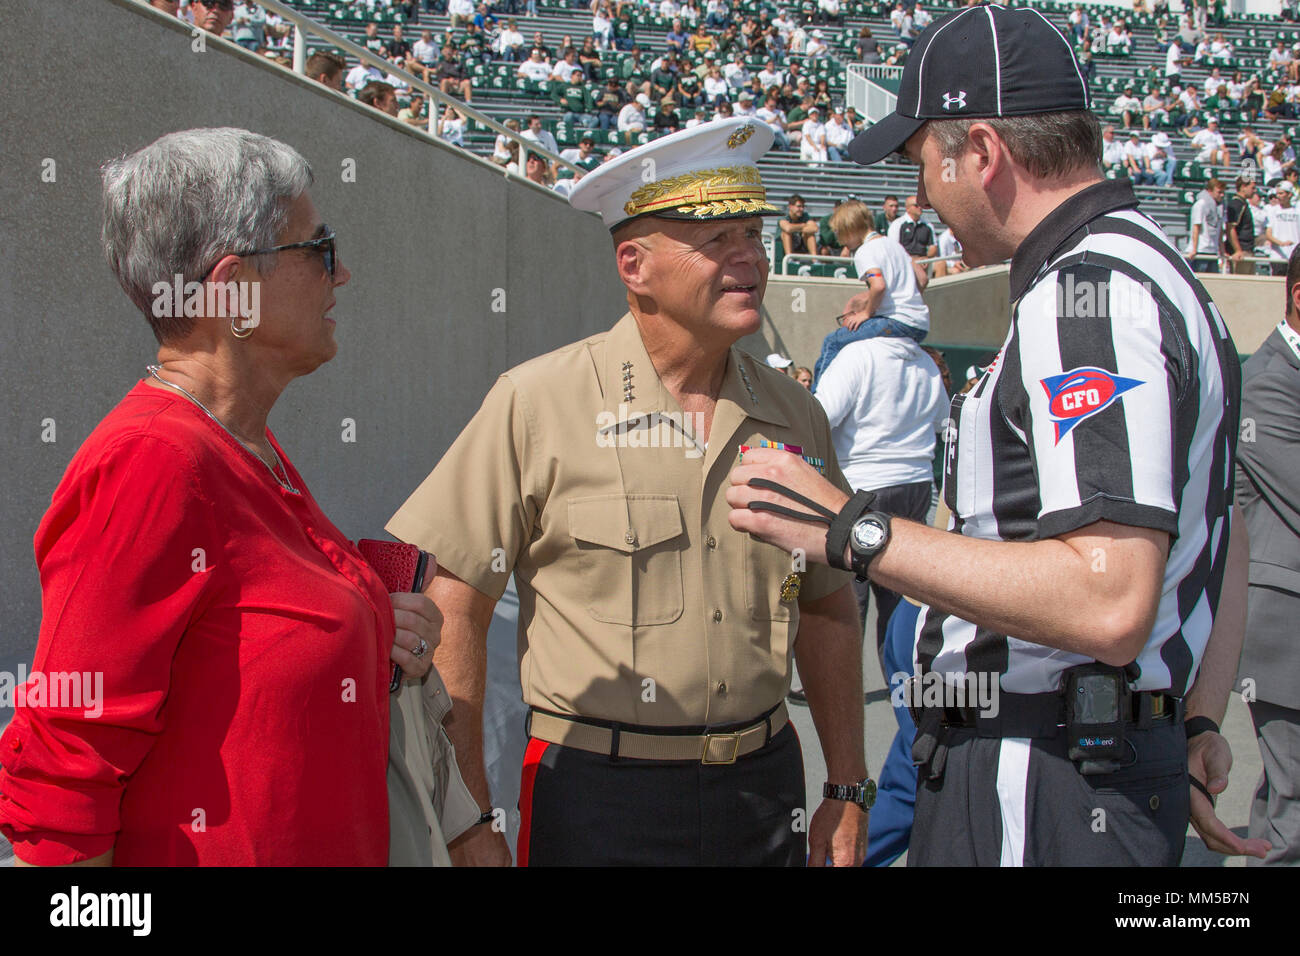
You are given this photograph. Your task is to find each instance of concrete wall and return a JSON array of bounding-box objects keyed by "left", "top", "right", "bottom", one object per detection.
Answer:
[
  {"left": 0, "top": 0, "right": 629, "bottom": 681},
  {"left": 743, "top": 264, "right": 1285, "bottom": 371}
]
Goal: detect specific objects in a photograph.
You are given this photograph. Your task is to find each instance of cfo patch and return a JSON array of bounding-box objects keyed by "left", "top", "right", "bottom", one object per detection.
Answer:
[{"left": 1040, "top": 366, "right": 1143, "bottom": 444}]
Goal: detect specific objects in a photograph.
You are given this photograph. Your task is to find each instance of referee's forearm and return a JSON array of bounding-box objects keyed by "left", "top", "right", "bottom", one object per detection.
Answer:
[
  {"left": 865, "top": 518, "right": 1162, "bottom": 665},
  {"left": 796, "top": 584, "right": 868, "bottom": 783}
]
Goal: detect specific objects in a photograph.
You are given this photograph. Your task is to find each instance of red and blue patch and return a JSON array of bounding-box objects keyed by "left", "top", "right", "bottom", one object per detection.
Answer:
[{"left": 1040, "top": 366, "right": 1144, "bottom": 444}]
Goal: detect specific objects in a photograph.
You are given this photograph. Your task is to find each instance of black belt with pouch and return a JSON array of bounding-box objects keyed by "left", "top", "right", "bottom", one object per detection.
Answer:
[{"left": 909, "top": 663, "right": 1183, "bottom": 785}]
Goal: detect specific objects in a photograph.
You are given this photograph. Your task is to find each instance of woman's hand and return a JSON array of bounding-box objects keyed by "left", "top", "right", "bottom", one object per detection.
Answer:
[
  {"left": 390, "top": 591, "right": 442, "bottom": 680},
  {"left": 841, "top": 310, "right": 869, "bottom": 331}
]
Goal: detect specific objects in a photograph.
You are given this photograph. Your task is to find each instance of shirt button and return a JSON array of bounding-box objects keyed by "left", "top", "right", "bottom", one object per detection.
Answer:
[
  {"left": 706, "top": 535, "right": 717, "bottom": 549},
  {"left": 624, "top": 529, "right": 636, "bottom": 546},
  {"left": 712, "top": 609, "right": 723, "bottom": 622}
]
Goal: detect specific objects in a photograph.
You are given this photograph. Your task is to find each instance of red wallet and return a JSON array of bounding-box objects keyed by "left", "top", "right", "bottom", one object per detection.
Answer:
[{"left": 356, "top": 539, "right": 435, "bottom": 692}]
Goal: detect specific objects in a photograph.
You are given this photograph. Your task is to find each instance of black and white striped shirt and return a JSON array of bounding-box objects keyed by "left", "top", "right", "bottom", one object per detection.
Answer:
[{"left": 918, "top": 179, "right": 1242, "bottom": 696}]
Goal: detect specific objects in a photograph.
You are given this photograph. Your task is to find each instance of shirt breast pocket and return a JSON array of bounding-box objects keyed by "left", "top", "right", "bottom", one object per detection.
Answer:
[{"left": 568, "top": 494, "right": 686, "bottom": 626}]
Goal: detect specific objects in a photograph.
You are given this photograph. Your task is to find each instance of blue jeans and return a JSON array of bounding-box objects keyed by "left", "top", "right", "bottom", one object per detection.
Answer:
[
  {"left": 812, "top": 317, "right": 926, "bottom": 389},
  {"left": 863, "top": 599, "right": 921, "bottom": 868}
]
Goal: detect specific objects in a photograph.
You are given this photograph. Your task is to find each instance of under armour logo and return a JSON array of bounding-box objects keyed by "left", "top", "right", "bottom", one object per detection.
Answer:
[{"left": 942, "top": 91, "right": 967, "bottom": 111}]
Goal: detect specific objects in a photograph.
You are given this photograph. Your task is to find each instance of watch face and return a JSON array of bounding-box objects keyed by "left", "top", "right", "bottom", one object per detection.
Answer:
[{"left": 851, "top": 517, "right": 886, "bottom": 552}]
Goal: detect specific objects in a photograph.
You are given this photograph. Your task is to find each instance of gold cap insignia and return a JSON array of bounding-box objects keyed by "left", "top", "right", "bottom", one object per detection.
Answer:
[
  {"left": 780, "top": 572, "right": 802, "bottom": 604},
  {"left": 727, "top": 124, "right": 757, "bottom": 149},
  {"left": 622, "top": 164, "right": 776, "bottom": 220}
]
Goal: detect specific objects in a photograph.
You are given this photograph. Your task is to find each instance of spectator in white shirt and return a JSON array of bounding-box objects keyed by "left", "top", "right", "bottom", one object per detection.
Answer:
[
  {"left": 824, "top": 106, "right": 853, "bottom": 162},
  {"left": 757, "top": 59, "right": 783, "bottom": 90},
  {"left": 495, "top": 20, "right": 525, "bottom": 61},
  {"left": 800, "top": 107, "right": 828, "bottom": 163},
  {"left": 520, "top": 114, "right": 559, "bottom": 155},
  {"left": 1165, "top": 41, "right": 1185, "bottom": 82},
  {"left": 1146, "top": 131, "right": 1176, "bottom": 187},
  {"left": 448, "top": 0, "right": 474, "bottom": 30},
  {"left": 346, "top": 61, "right": 384, "bottom": 93},
  {"left": 1187, "top": 178, "right": 1226, "bottom": 272},
  {"left": 913, "top": 3, "right": 932, "bottom": 30},
  {"left": 1203, "top": 68, "right": 1226, "bottom": 99},
  {"left": 1106, "top": 23, "right": 1130, "bottom": 54},
  {"left": 703, "top": 65, "right": 729, "bottom": 103},
  {"left": 1209, "top": 34, "right": 1232, "bottom": 63},
  {"left": 1101, "top": 124, "right": 1127, "bottom": 167},
  {"left": 1142, "top": 89, "right": 1168, "bottom": 129},
  {"left": 659, "top": 0, "right": 680, "bottom": 19},
  {"left": 817, "top": 0, "right": 843, "bottom": 26},
  {"left": 1112, "top": 86, "right": 1141, "bottom": 128},
  {"left": 617, "top": 93, "right": 649, "bottom": 142},
  {"left": 806, "top": 29, "right": 829, "bottom": 58},
  {"left": 413, "top": 29, "right": 440, "bottom": 65},
  {"left": 1263, "top": 183, "right": 1300, "bottom": 273},
  {"left": 517, "top": 47, "right": 553, "bottom": 82},
  {"left": 724, "top": 52, "right": 750, "bottom": 89},
  {"left": 756, "top": 93, "right": 791, "bottom": 150},
  {"left": 1192, "top": 117, "right": 1229, "bottom": 166},
  {"left": 552, "top": 48, "right": 582, "bottom": 82}
]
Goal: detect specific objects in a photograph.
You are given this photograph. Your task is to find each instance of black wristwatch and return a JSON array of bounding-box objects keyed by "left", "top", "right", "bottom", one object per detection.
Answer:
[
  {"left": 826, "top": 490, "right": 892, "bottom": 580},
  {"left": 824, "top": 777, "right": 878, "bottom": 812}
]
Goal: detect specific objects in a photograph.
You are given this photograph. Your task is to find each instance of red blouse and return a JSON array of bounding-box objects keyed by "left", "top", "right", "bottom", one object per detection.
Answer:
[{"left": 0, "top": 381, "right": 393, "bottom": 865}]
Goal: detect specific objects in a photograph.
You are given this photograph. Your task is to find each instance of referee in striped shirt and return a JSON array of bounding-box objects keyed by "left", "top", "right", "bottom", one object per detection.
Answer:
[{"left": 727, "top": 4, "right": 1268, "bottom": 865}]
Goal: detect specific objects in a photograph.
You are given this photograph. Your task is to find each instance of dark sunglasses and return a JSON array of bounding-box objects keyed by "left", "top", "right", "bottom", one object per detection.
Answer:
[
  {"left": 198, "top": 0, "right": 236, "bottom": 9},
  {"left": 202, "top": 227, "right": 339, "bottom": 280}
]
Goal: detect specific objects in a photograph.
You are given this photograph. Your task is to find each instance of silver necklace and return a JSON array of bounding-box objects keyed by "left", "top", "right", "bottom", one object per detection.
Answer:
[{"left": 146, "top": 365, "right": 299, "bottom": 494}]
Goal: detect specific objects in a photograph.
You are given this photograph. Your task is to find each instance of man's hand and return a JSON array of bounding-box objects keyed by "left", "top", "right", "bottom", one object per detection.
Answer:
[
  {"left": 808, "top": 798, "right": 867, "bottom": 867},
  {"left": 448, "top": 821, "right": 515, "bottom": 866},
  {"left": 1187, "top": 731, "right": 1271, "bottom": 858},
  {"left": 727, "top": 447, "right": 850, "bottom": 560},
  {"left": 841, "top": 310, "right": 869, "bottom": 331}
]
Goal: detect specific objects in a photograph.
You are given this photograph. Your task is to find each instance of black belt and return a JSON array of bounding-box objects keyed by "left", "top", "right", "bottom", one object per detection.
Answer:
[{"left": 909, "top": 682, "right": 1183, "bottom": 785}]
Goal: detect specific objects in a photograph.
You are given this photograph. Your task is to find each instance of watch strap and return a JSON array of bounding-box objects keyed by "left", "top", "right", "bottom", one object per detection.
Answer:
[
  {"left": 1184, "top": 715, "right": 1220, "bottom": 739},
  {"left": 826, "top": 490, "right": 877, "bottom": 571}
]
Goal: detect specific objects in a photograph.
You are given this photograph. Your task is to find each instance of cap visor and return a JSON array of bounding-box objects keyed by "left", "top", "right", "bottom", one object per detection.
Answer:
[{"left": 847, "top": 112, "right": 925, "bottom": 166}]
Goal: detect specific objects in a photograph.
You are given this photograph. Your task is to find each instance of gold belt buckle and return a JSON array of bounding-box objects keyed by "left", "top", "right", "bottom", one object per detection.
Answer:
[{"left": 701, "top": 732, "right": 741, "bottom": 765}]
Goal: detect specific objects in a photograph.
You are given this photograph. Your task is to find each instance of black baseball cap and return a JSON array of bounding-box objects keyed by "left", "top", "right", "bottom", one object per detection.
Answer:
[{"left": 848, "top": 3, "right": 1091, "bottom": 166}]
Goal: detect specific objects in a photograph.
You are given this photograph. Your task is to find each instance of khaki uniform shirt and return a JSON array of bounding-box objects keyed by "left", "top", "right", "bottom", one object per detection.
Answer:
[{"left": 387, "top": 313, "right": 852, "bottom": 727}]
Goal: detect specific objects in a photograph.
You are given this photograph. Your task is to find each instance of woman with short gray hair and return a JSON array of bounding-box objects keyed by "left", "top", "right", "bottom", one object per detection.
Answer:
[{"left": 0, "top": 127, "right": 438, "bottom": 866}]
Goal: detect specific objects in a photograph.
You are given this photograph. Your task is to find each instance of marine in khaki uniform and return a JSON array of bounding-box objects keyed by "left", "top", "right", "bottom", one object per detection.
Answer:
[{"left": 388, "top": 119, "right": 874, "bottom": 866}]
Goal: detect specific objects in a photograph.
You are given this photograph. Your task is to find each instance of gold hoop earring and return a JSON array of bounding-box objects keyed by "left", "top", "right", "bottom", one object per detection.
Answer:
[{"left": 231, "top": 316, "right": 255, "bottom": 339}]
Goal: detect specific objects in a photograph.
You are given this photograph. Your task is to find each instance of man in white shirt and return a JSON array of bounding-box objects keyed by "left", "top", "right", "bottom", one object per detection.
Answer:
[
  {"left": 814, "top": 321, "right": 946, "bottom": 653},
  {"left": 1204, "top": 68, "right": 1226, "bottom": 99},
  {"left": 824, "top": 106, "right": 853, "bottom": 162},
  {"left": 818, "top": 0, "right": 843, "bottom": 25},
  {"left": 520, "top": 114, "right": 559, "bottom": 156},
  {"left": 933, "top": 224, "right": 966, "bottom": 276},
  {"left": 806, "top": 29, "right": 829, "bottom": 58},
  {"left": 1106, "top": 23, "right": 1130, "bottom": 54},
  {"left": 1146, "top": 131, "right": 1176, "bottom": 187},
  {"left": 495, "top": 19, "right": 525, "bottom": 62},
  {"left": 756, "top": 94, "right": 791, "bottom": 151},
  {"left": 724, "top": 51, "right": 750, "bottom": 89},
  {"left": 1188, "top": 178, "right": 1226, "bottom": 272},
  {"left": 1143, "top": 89, "right": 1169, "bottom": 130},
  {"left": 734, "top": 91, "right": 758, "bottom": 118},
  {"left": 1166, "top": 41, "right": 1186, "bottom": 83},
  {"left": 552, "top": 48, "right": 582, "bottom": 83},
  {"left": 1101, "top": 124, "right": 1127, "bottom": 168},
  {"left": 757, "top": 59, "right": 783, "bottom": 90},
  {"left": 800, "top": 107, "right": 828, "bottom": 162},
  {"left": 1192, "top": 117, "right": 1229, "bottom": 166},
  {"left": 448, "top": 0, "right": 474, "bottom": 29},
  {"left": 516, "top": 48, "right": 552, "bottom": 82},
  {"left": 659, "top": 0, "right": 680, "bottom": 19},
  {"left": 1263, "top": 182, "right": 1300, "bottom": 274},
  {"left": 346, "top": 60, "right": 384, "bottom": 93},
  {"left": 913, "top": 3, "right": 932, "bottom": 31},
  {"left": 1112, "top": 86, "right": 1142, "bottom": 128},
  {"left": 617, "top": 93, "right": 649, "bottom": 141},
  {"left": 413, "top": 29, "right": 440, "bottom": 66},
  {"left": 1123, "top": 130, "right": 1149, "bottom": 179}
]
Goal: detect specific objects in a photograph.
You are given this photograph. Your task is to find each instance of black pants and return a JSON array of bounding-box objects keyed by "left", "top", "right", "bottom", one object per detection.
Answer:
[
  {"left": 518, "top": 723, "right": 806, "bottom": 866},
  {"left": 851, "top": 480, "right": 932, "bottom": 672},
  {"left": 909, "top": 719, "right": 1189, "bottom": 866}
]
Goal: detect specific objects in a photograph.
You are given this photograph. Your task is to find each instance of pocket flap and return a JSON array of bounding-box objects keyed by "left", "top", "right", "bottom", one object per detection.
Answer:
[{"left": 568, "top": 494, "right": 684, "bottom": 552}]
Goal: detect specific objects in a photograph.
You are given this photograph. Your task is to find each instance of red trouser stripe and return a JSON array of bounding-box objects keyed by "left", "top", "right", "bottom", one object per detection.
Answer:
[{"left": 516, "top": 737, "right": 550, "bottom": 868}]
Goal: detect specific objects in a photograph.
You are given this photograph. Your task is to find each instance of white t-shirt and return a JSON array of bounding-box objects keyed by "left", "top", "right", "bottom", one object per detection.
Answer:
[
  {"left": 852, "top": 234, "right": 930, "bottom": 331},
  {"left": 1189, "top": 193, "right": 1224, "bottom": 254},
  {"left": 1112, "top": 94, "right": 1140, "bottom": 115},
  {"left": 1192, "top": 128, "right": 1224, "bottom": 161},
  {"left": 1144, "top": 142, "right": 1170, "bottom": 171},
  {"left": 815, "top": 337, "right": 947, "bottom": 491},
  {"left": 495, "top": 29, "right": 523, "bottom": 54},
  {"left": 1101, "top": 137, "right": 1126, "bottom": 166},
  {"left": 757, "top": 68, "right": 783, "bottom": 89},
  {"left": 1204, "top": 74, "right": 1225, "bottom": 97},
  {"left": 617, "top": 103, "right": 645, "bottom": 131},
  {"left": 1166, "top": 43, "right": 1183, "bottom": 76},
  {"left": 937, "top": 227, "right": 961, "bottom": 259},
  {"left": 346, "top": 63, "right": 382, "bottom": 91},
  {"left": 806, "top": 37, "right": 828, "bottom": 57},
  {"left": 703, "top": 74, "right": 728, "bottom": 98},
  {"left": 518, "top": 58, "right": 552, "bottom": 81},
  {"left": 552, "top": 60, "right": 581, "bottom": 82},
  {"left": 521, "top": 127, "right": 558, "bottom": 155},
  {"left": 1123, "top": 139, "right": 1146, "bottom": 164},
  {"left": 825, "top": 117, "right": 852, "bottom": 149},
  {"left": 724, "top": 63, "right": 749, "bottom": 88},
  {"left": 413, "top": 39, "right": 439, "bottom": 63},
  {"left": 1265, "top": 203, "right": 1300, "bottom": 259},
  {"left": 800, "top": 120, "right": 827, "bottom": 161},
  {"left": 913, "top": 6, "right": 932, "bottom": 29},
  {"left": 448, "top": 0, "right": 474, "bottom": 16}
]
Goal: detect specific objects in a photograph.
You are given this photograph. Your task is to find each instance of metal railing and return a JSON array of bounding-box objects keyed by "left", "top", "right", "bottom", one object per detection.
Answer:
[
  {"left": 846, "top": 63, "right": 902, "bottom": 124},
  {"left": 136, "top": 0, "right": 585, "bottom": 185},
  {"left": 778, "top": 251, "right": 970, "bottom": 277}
]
